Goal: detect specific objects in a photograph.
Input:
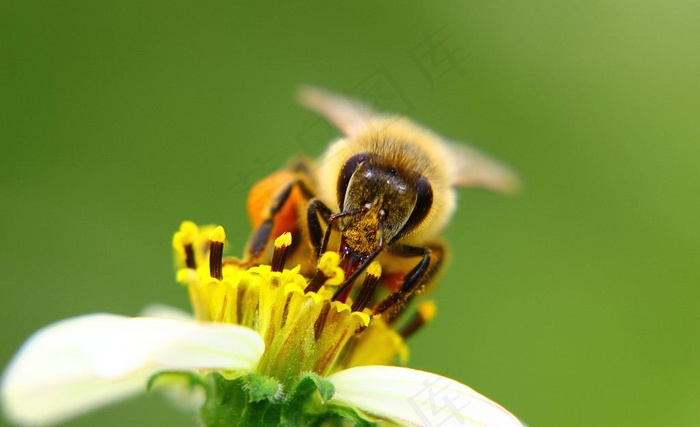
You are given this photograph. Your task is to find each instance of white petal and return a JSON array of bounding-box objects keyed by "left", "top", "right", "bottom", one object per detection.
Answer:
[
  {"left": 85, "top": 317, "right": 265, "bottom": 379},
  {"left": 139, "top": 303, "right": 194, "bottom": 321},
  {"left": 1, "top": 314, "right": 146, "bottom": 426},
  {"left": 1, "top": 314, "right": 265, "bottom": 426},
  {"left": 329, "top": 366, "right": 524, "bottom": 427}
]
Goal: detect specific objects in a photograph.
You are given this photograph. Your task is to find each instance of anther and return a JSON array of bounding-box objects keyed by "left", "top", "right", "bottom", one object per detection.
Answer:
[
  {"left": 398, "top": 301, "right": 437, "bottom": 339},
  {"left": 209, "top": 226, "right": 226, "bottom": 280},
  {"left": 305, "top": 252, "right": 342, "bottom": 293},
  {"left": 177, "top": 221, "right": 198, "bottom": 269},
  {"left": 183, "top": 244, "right": 196, "bottom": 269},
  {"left": 305, "top": 272, "right": 326, "bottom": 294},
  {"left": 271, "top": 232, "right": 292, "bottom": 273},
  {"left": 350, "top": 261, "right": 381, "bottom": 312}
]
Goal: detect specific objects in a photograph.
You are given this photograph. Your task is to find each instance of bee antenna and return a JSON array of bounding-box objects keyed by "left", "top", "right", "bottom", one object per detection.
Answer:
[{"left": 320, "top": 208, "right": 360, "bottom": 256}]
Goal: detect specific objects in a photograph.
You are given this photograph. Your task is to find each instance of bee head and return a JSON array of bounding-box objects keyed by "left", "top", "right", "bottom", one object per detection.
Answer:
[{"left": 336, "top": 152, "right": 433, "bottom": 254}]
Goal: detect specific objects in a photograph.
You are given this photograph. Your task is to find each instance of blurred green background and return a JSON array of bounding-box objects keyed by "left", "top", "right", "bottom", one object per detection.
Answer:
[{"left": 1, "top": 1, "right": 698, "bottom": 426}]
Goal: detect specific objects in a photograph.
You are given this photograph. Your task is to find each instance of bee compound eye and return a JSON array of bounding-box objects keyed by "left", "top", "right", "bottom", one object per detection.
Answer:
[
  {"left": 392, "top": 175, "right": 433, "bottom": 242},
  {"left": 337, "top": 152, "right": 372, "bottom": 210}
]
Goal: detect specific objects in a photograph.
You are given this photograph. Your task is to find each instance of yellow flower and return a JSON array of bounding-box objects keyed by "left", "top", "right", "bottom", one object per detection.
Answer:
[{"left": 1, "top": 222, "right": 524, "bottom": 427}]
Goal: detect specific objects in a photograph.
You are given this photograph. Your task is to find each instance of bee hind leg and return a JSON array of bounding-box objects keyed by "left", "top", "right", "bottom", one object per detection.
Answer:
[
  {"left": 247, "top": 183, "right": 294, "bottom": 258},
  {"left": 245, "top": 175, "right": 315, "bottom": 264}
]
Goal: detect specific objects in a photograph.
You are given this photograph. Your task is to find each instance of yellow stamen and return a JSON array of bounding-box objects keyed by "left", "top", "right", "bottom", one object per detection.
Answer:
[
  {"left": 418, "top": 300, "right": 437, "bottom": 321},
  {"left": 399, "top": 301, "right": 438, "bottom": 339},
  {"left": 305, "top": 252, "right": 344, "bottom": 293},
  {"left": 271, "top": 232, "right": 292, "bottom": 272},
  {"left": 173, "top": 221, "right": 199, "bottom": 269},
  {"left": 273, "top": 232, "right": 292, "bottom": 248},
  {"left": 175, "top": 222, "right": 414, "bottom": 387},
  {"left": 210, "top": 226, "right": 226, "bottom": 243},
  {"left": 208, "top": 226, "right": 226, "bottom": 280},
  {"left": 351, "top": 261, "right": 382, "bottom": 312}
]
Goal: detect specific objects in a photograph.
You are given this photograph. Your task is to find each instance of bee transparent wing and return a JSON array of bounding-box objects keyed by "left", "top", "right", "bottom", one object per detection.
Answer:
[
  {"left": 445, "top": 140, "right": 520, "bottom": 193},
  {"left": 297, "top": 86, "right": 377, "bottom": 136},
  {"left": 299, "top": 86, "right": 519, "bottom": 193}
]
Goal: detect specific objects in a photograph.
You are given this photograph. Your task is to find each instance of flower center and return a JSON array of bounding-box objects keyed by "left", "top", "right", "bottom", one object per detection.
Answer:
[{"left": 173, "top": 221, "right": 434, "bottom": 388}]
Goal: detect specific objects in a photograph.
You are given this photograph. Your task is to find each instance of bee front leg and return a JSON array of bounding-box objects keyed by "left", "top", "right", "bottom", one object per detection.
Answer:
[
  {"left": 373, "top": 243, "right": 445, "bottom": 319},
  {"left": 306, "top": 198, "right": 333, "bottom": 257}
]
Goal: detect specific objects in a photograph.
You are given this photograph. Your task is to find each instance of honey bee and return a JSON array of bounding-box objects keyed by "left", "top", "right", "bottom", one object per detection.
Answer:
[{"left": 242, "top": 87, "right": 517, "bottom": 317}]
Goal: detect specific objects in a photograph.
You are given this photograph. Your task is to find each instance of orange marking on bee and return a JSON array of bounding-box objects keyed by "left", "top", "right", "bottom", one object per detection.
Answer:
[{"left": 246, "top": 170, "right": 302, "bottom": 238}]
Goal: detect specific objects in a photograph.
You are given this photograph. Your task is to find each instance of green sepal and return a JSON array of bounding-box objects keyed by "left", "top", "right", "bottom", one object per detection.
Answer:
[
  {"left": 306, "top": 403, "right": 374, "bottom": 426},
  {"left": 281, "top": 372, "right": 329, "bottom": 422},
  {"left": 199, "top": 372, "right": 376, "bottom": 426},
  {"left": 200, "top": 373, "right": 247, "bottom": 427},
  {"left": 281, "top": 373, "right": 373, "bottom": 426},
  {"left": 200, "top": 372, "right": 282, "bottom": 427},
  {"left": 287, "top": 372, "right": 334, "bottom": 406},
  {"left": 242, "top": 373, "right": 283, "bottom": 403}
]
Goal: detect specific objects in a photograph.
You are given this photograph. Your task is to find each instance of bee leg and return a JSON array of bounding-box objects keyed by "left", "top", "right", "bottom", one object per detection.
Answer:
[
  {"left": 306, "top": 198, "right": 333, "bottom": 257},
  {"left": 373, "top": 243, "right": 445, "bottom": 319},
  {"left": 246, "top": 178, "right": 314, "bottom": 262}
]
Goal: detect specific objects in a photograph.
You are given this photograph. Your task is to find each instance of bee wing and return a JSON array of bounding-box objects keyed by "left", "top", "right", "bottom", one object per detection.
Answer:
[
  {"left": 299, "top": 86, "right": 520, "bottom": 193},
  {"left": 297, "top": 86, "right": 377, "bottom": 136},
  {"left": 444, "top": 140, "right": 520, "bottom": 193}
]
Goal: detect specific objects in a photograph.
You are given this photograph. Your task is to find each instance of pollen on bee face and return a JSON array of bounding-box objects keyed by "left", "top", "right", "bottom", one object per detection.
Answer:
[{"left": 173, "top": 222, "right": 434, "bottom": 387}]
